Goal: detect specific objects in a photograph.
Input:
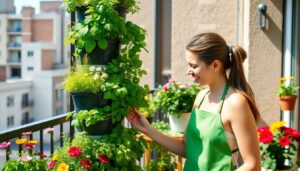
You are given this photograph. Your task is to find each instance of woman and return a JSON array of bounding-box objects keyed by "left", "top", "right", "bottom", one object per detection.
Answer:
[{"left": 127, "top": 32, "right": 261, "bottom": 171}]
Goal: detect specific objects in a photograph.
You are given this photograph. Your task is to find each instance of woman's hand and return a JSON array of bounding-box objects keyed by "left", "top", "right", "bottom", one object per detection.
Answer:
[{"left": 126, "top": 107, "right": 151, "bottom": 134}]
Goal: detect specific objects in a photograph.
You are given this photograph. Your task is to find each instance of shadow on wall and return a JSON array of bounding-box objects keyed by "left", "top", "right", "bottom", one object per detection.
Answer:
[{"left": 261, "top": 13, "right": 282, "bottom": 51}]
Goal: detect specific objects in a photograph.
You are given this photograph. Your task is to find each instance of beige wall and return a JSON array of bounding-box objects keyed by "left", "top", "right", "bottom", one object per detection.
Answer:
[
  {"left": 127, "top": 1, "right": 154, "bottom": 88},
  {"left": 247, "top": 0, "right": 283, "bottom": 125},
  {"left": 41, "top": 49, "right": 55, "bottom": 70}
]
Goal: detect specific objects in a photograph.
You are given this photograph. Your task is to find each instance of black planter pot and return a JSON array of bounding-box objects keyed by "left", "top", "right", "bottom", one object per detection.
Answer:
[
  {"left": 82, "top": 118, "right": 118, "bottom": 136},
  {"left": 79, "top": 39, "right": 120, "bottom": 65},
  {"left": 71, "top": 92, "right": 110, "bottom": 113}
]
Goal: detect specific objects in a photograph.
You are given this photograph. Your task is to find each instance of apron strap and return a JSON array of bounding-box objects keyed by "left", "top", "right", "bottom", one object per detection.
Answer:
[
  {"left": 217, "top": 83, "right": 230, "bottom": 114},
  {"left": 196, "top": 89, "right": 210, "bottom": 109}
]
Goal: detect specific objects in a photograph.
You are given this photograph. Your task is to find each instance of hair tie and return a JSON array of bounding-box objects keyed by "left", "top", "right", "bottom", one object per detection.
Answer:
[{"left": 227, "top": 45, "right": 232, "bottom": 55}]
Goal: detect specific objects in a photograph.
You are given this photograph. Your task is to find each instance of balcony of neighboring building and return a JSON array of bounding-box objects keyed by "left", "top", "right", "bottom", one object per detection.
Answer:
[
  {"left": 7, "top": 53, "right": 21, "bottom": 65},
  {"left": 7, "top": 41, "right": 21, "bottom": 50}
]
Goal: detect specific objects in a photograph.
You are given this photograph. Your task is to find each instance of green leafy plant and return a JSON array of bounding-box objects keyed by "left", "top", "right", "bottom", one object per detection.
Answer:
[
  {"left": 51, "top": 125, "right": 146, "bottom": 170},
  {"left": 153, "top": 79, "right": 201, "bottom": 118},
  {"left": 64, "top": 66, "right": 107, "bottom": 94},
  {"left": 258, "top": 121, "right": 300, "bottom": 170},
  {"left": 138, "top": 94, "right": 156, "bottom": 120},
  {"left": 146, "top": 121, "right": 176, "bottom": 171},
  {"left": 67, "top": 108, "right": 112, "bottom": 128},
  {"left": 276, "top": 76, "right": 299, "bottom": 96},
  {"left": 1, "top": 132, "right": 48, "bottom": 171}
]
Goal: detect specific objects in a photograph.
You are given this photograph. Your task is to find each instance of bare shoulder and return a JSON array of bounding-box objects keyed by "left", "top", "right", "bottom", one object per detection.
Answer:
[{"left": 226, "top": 91, "right": 249, "bottom": 108}]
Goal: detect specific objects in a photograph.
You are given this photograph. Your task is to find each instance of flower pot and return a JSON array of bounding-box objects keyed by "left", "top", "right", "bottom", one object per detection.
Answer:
[
  {"left": 71, "top": 92, "right": 110, "bottom": 113},
  {"left": 168, "top": 113, "right": 190, "bottom": 133},
  {"left": 82, "top": 118, "right": 118, "bottom": 136},
  {"left": 279, "top": 95, "right": 297, "bottom": 111}
]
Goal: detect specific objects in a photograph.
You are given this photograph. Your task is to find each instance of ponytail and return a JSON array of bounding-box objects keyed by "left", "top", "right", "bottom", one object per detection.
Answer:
[{"left": 229, "top": 46, "right": 260, "bottom": 122}]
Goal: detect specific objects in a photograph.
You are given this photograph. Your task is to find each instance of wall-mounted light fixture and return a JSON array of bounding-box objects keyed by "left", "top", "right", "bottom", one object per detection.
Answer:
[{"left": 258, "top": 4, "right": 267, "bottom": 29}]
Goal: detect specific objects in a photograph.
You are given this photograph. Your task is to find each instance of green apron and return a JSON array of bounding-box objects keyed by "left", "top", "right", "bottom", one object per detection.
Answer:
[{"left": 184, "top": 83, "right": 236, "bottom": 171}]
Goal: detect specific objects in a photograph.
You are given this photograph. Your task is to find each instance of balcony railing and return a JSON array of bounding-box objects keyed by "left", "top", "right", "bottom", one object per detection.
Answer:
[
  {"left": 7, "top": 42, "right": 21, "bottom": 48},
  {"left": 7, "top": 27, "right": 22, "bottom": 32},
  {"left": 21, "top": 100, "right": 34, "bottom": 108},
  {"left": 0, "top": 113, "right": 74, "bottom": 161},
  {"left": 7, "top": 57, "right": 21, "bottom": 63}
]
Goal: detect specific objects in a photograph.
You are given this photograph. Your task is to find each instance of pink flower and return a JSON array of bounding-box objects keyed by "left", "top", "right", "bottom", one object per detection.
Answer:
[
  {"left": 163, "top": 84, "right": 169, "bottom": 92},
  {"left": 24, "top": 143, "right": 35, "bottom": 150},
  {"left": 19, "top": 155, "right": 33, "bottom": 162},
  {"left": 22, "top": 131, "right": 32, "bottom": 136},
  {"left": 168, "top": 78, "right": 176, "bottom": 84},
  {"left": 0, "top": 141, "right": 10, "bottom": 149},
  {"left": 98, "top": 154, "right": 110, "bottom": 163},
  {"left": 68, "top": 146, "right": 82, "bottom": 158},
  {"left": 179, "top": 84, "right": 187, "bottom": 89},
  {"left": 44, "top": 127, "right": 55, "bottom": 134},
  {"left": 257, "top": 126, "right": 269, "bottom": 133},
  {"left": 48, "top": 160, "right": 56, "bottom": 170}
]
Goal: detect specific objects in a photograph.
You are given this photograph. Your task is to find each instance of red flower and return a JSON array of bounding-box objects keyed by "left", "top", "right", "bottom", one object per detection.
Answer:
[
  {"left": 22, "top": 131, "right": 32, "bottom": 136},
  {"left": 279, "top": 136, "right": 290, "bottom": 147},
  {"left": 258, "top": 130, "right": 273, "bottom": 144},
  {"left": 0, "top": 141, "right": 10, "bottom": 149},
  {"left": 257, "top": 126, "right": 269, "bottom": 133},
  {"left": 98, "top": 154, "right": 110, "bottom": 163},
  {"left": 24, "top": 143, "right": 35, "bottom": 150},
  {"left": 68, "top": 146, "right": 82, "bottom": 158},
  {"left": 35, "top": 152, "right": 47, "bottom": 158},
  {"left": 48, "top": 160, "right": 56, "bottom": 170},
  {"left": 80, "top": 158, "right": 92, "bottom": 169}
]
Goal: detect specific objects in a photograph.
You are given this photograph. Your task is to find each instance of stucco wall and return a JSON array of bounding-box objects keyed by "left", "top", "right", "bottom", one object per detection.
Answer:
[{"left": 247, "top": 0, "right": 283, "bottom": 125}]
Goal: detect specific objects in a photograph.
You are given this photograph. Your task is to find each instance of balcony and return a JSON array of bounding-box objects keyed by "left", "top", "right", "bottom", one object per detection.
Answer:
[
  {"left": 21, "top": 100, "right": 34, "bottom": 109},
  {"left": 7, "top": 56, "right": 21, "bottom": 64},
  {"left": 7, "top": 42, "right": 21, "bottom": 49},
  {"left": 7, "top": 27, "right": 22, "bottom": 35}
]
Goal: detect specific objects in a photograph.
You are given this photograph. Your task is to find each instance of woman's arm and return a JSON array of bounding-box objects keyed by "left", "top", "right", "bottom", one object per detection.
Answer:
[
  {"left": 127, "top": 107, "right": 186, "bottom": 157},
  {"left": 228, "top": 94, "right": 261, "bottom": 171}
]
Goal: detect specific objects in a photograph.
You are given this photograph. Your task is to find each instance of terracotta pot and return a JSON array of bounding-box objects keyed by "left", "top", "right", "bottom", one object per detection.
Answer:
[{"left": 279, "top": 96, "right": 297, "bottom": 111}]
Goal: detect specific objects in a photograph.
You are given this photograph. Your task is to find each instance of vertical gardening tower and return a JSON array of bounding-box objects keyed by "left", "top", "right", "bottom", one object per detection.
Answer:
[{"left": 53, "top": 0, "right": 149, "bottom": 170}]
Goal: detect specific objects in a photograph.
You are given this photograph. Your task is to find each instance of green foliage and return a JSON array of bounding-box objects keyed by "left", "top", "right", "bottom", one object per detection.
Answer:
[
  {"left": 153, "top": 79, "right": 201, "bottom": 118},
  {"left": 146, "top": 121, "right": 176, "bottom": 171},
  {"left": 63, "top": 0, "right": 139, "bottom": 14},
  {"left": 276, "top": 76, "right": 299, "bottom": 96},
  {"left": 52, "top": 125, "right": 146, "bottom": 170},
  {"left": 2, "top": 159, "right": 47, "bottom": 171},
  {"left": 68, "top": 108, "right": 112, "bottom": 128},
  {"left": 64, "top": 66, "right": 107, "bottom": 94}
]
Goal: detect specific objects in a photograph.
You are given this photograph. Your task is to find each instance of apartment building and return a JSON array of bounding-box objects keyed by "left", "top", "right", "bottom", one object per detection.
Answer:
[{"left": 0, "top": 0, "right": 69, "bottom": 131}]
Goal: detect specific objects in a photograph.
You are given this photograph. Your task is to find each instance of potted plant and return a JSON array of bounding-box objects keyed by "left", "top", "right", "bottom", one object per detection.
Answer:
[
  {"left": 1, "top": 132, "right": 48, "bottom": 171},
  {"left": 139, "top": 94, "right": 156, "bottom": 123},
  {"left": 276, "top": 76, "right": 299, "bottom": 111},
  {"left": 258, "top": 121, "right": 300, "bottom": 171},
  {"left": 50, "top": 125, "right": 146, "bottom": 170},
  {"left": 153, "top": 79, "right": 201, "bottom": 133}
]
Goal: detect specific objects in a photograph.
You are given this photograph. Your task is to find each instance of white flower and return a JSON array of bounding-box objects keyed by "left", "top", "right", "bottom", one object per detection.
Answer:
[
  {"left": 94, "top": 74, "right": 100, "bottom": 80},
  {"left": 96, "top": 67, "right": 101, "bottom": 72},
  {"left": 19, "top": 155, "right": 32, "bottom": 162},
  {"left": 89, "top": 66, "right": 96, "bottom": 72},
  {"left": 102, "top": 73, "right": 108, "bottom": 79}
]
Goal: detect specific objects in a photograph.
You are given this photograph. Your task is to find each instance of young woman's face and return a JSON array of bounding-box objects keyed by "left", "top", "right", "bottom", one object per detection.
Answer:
[{"left": 185, "top": 50, "right": 213, "bottom": 86}]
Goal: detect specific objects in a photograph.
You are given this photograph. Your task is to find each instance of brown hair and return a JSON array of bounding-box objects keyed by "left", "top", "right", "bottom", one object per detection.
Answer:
[{"left": 186, "top": 32, "right": 260, "bottom": 122}]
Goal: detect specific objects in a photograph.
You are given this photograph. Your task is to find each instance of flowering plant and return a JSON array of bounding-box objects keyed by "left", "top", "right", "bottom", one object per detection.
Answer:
[
  {"left": 276, "top": 76, "right": 299, "bottom": 97},
  {"left": 1, "top": 132, "right": 48, "bottom": 171},
  {"left": 258, "top": 121, "right": 300, "bottom": 170},
  {"left": 153, "top": 79, "right": 201, "bottom": 118},
  {"left": 51, "top": 125, "right": 146, "bottom": 170}
]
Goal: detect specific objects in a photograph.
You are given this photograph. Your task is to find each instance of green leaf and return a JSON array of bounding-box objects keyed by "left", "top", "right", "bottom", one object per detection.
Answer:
[
  {"left": 104, "top": 92, "right": 112, "bottom": 99},
  {"left": 85, "top": 39, "right": 96, "bottom": 53},
  {"left": 98, "top": 39, "right": 108, "bottom": 49}
]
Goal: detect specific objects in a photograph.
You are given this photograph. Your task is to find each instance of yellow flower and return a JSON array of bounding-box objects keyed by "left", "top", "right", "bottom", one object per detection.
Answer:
[
  {"left": 27, "top": 140, "right": 38, "bottom": 144},
  {"left": 144, "top": 96, "right": 149, "bottom": 101},
  {"left": 280, "top": 77, "right": 286, "bottom": 82},
  {"left": 57, "top": 162, "right": 69, "bottom": 171},
  {"left": 15, "top": 138, "right": 28, "bottom": 145},
  {"left": 142, "top": 111, "right": 149, "bottom": 117},
  {"left": 290, "top": 76, "right": 294, "bottom": 80},
  {"left": 52, "top": 154, "right": 58, "bottom": 161},
  {"left": 270, "top": 121, "right": 286, "bottom": 132}
]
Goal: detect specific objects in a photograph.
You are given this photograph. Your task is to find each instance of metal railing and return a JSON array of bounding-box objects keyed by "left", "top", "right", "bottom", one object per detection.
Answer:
[{"left": 0, "top": 113, "right": 74, "bottom": 161}]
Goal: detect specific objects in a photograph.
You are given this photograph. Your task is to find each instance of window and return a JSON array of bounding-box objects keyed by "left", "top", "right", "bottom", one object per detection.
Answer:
[
  {"left": 55, "top": 89, "right": 64, "bottom": 101},
  {"left": 21, "top": 112, "right": 30, "bottom": 124},
  {"left": 11, "top": 68, "right": 21, "bottom": 77},
  {"left": 7, "top": 96, "right": 14, "bottom": 107},
  {"left": 27, "top": 66, "right": 34, "bottom": 71},
  {"left": 27, "top": 51, "right": 34, "bottom": 57},
  {"left": 55, "top": 107, "right": 64, "bottom": 115},
  {"left": 7, "top": 116, "right": 14, "bottom": 127},
  {"left": 22, "top": 93, "right": 29, "bottom": 107}
]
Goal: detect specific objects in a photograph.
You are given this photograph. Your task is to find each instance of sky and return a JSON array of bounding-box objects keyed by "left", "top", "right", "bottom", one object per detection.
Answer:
[{"left": 14, "top": 0, "right": 40, "bottom": 14}]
